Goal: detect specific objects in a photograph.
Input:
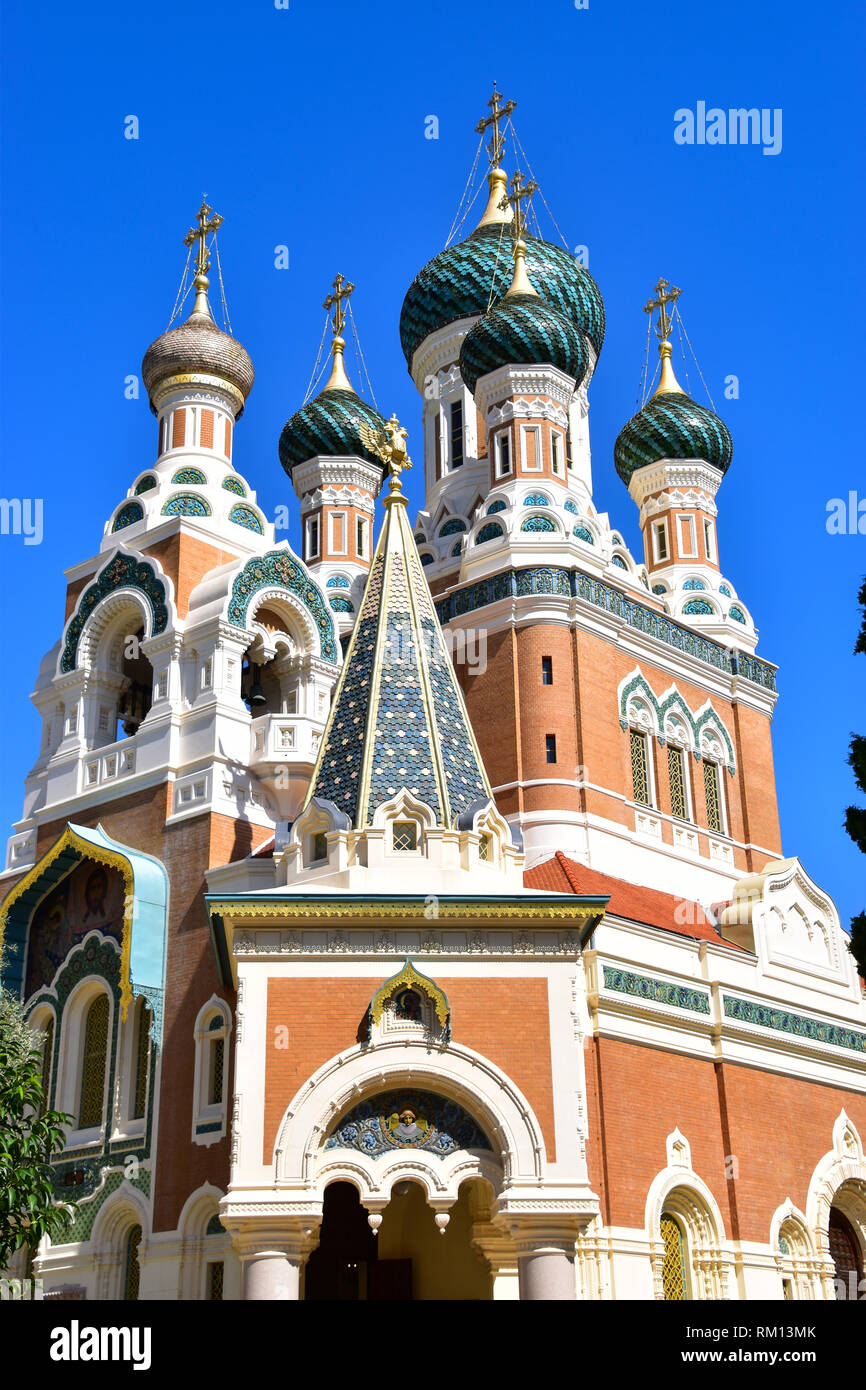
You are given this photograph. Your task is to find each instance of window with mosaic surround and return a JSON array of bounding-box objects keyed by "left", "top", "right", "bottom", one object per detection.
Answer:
[
  {"left": 393, "top": 821, "right": 418, "bottom": 852},
  {"left": 39, "top": 1017, "right": 54, "bottom": 1114},
  {"left": 124, "top": 1225, "right": 142, "bottom": 1301},
  {"left": 703, "top": 759, "right": 724, "bottom": 834},
  {"left": 222, "top": 476, "right": 246, "bottom": 496},
  {"left": 207, "top": 1261, "right": 225, "bottom": 1301},
  {"left": 78, "top": 992, "right": 109, "bottom": 1128},
  {"left": 661, "top": 1215, "right": 689, "bottom": 1300},
  {"left": 630, "top": 729, "right": 651, "bottom": 807},
  {"left": 132, "top": 999, "right": 151, "bottom": 1121},
  {"left": 668, "top": 746, "right": 688, "bottom": 821},
  {"left": 112, "top": 501, "right": 144, "bottom": 532}
]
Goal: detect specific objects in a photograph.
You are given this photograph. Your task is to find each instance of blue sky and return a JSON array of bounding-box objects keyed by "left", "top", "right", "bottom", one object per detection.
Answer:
[{"left": 1, "top": 0, "right": 863, "bottom": 930}]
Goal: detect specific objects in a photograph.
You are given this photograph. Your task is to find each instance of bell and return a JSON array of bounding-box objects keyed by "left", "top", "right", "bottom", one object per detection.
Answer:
[{"left": 247, "top": 664, "right": 267, "bottom": 709}]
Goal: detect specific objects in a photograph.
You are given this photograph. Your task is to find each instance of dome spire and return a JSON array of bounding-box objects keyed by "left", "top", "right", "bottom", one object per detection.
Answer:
[
  {"left": 643, "top": 277, "right": 685, "bottom": 397},
  {"left": 474, "top": 83, "right": 517, "bottom": 229},
  {"left": 322, "top": 272, "right": 356, "bottom": 392},
  {"left": 183, "top": 197, "right": 223, "bottom": 321},
  {"left": 504, "top": 169, "right": 539, "bottom": 298}
]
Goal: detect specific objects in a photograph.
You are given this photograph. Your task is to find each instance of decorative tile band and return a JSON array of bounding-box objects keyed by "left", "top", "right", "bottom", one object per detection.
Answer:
[
  {"left": 722, "top": 995, "right": 866, "bottom": 1054},
  {"left": 60, "top": 553, "right": 169, "bottom": 673},
  {"left": 434, "top": 567, "right": 776, "bottom": 692},
  {"left": 602, "top": 965, "right": 711, "bottom": 1014}
]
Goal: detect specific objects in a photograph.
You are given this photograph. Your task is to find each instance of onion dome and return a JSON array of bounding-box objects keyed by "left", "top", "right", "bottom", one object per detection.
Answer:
[
  {"left": 399, "top": 168, "right": 605, "bottom": 371},
  {"left": 278, "top": 300, "right": 386, "bottom": 474},
  {"left": 142, "top": 202, "right": 254, "bottom": 417},
  {"left": 614, "top": 342, "right": 733, "bottom": 484},
  {"left": 459, "top": 291, "right": 588, "bottom": 396}
]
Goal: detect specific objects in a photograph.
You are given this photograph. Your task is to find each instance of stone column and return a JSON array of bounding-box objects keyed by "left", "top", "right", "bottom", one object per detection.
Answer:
[
  {"left": 232, "top": 1222, "right": 319, "bottom": 1301},
  {"left": 509, "top": 1219, "right": 579, "bottom": 1301}
]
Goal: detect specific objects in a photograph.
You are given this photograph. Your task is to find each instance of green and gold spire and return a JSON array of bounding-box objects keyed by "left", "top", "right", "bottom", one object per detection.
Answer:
[{"left": 303, "top": 420, "right": 493, "bottom": 828}]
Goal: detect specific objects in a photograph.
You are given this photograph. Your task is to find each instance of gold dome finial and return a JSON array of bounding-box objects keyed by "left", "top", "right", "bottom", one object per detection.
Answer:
[
  {"left": 322, "top": 272, "right": 356, "bottom": 392},
  {"left": 643, "top": 277, "right": 685, "bottom": 396},
  {"left": 358, "top": 414, "right": 413, "bottom": 506},
  {"left": 474, "top": 83, "right": 518, "bottom": 231},
  {"left": 503, "top": 169, "right": 539, "bottom": 298},
  {"left": 184, "top": 197, "right": 223, "bottom": 319}
]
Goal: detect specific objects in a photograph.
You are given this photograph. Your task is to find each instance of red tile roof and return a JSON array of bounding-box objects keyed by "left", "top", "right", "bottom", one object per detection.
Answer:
[{"left": 525, "top": 851, "right": 730, "bottom": 946}]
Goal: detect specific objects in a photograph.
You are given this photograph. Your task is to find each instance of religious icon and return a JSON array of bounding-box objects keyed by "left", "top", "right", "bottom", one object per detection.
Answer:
[
  {"left": 387, "top": 1107, "right": 429, "bottom": 1144},
  {"left": 394, "top": 986, "right": 422, "bottom": 1022},
  {"left": 81, "top": 867, "right": 109, "bottom": 924}
]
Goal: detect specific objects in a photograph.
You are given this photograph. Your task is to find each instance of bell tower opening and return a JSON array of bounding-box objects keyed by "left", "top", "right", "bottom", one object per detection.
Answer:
[{"left": 116, "top": 625, "right": 153, "bottom": 739}]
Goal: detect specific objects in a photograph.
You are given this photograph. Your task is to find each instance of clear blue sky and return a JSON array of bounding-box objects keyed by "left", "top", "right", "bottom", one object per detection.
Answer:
[{"left": 1, "top": 0, "right": 863, "bottom": 931}]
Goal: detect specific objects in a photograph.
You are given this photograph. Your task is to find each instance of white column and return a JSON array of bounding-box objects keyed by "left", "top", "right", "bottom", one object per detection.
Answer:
[{"left": 232, "top": 1222, "right": 319, "bottom": 1301}]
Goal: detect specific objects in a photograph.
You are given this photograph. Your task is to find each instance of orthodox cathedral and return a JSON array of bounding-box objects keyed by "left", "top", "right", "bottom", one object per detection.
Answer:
[{"left": 1, "top": 90, "right": 865, "bottom": 1302}]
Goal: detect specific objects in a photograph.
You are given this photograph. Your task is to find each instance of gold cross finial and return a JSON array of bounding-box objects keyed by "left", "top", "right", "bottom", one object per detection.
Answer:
[
  {"left": 323, "top": 273, "right": 355, "bottom": 338},
  {"left": 500, "top": 168, "right": 537, "bottom": 243},
  {"left": 475, "top": 81, "right": 517, "bottom": 169},
  {"left": 183, "top": 197, "right": 224, "bottom": 280},
  {"left": 643, "top": 277, "right": 682, "bottom": 343}
]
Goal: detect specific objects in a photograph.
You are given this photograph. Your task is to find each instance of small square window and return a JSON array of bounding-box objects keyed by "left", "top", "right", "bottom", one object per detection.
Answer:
[
  {"left": 545, "top": 734, "right": 557, "bottom": 763},
  {"left": 478, "top": 834, "right": 491, "bottom": 861},
  {"left": 541, "top": 656, "right": 553, "bottom": 685},
  {"left": 393, "top": 821, "right": 418, "bottom": 852},
  {"left": 312, "top": 832, "right": 328, "bottom": 862}
]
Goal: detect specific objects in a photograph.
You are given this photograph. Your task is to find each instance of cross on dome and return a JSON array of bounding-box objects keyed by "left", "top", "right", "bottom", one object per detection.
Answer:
[
  {"left": 644, "top": 277, "right": 685, "bottom": 397},
  {"left": 475, "top": 81, "right": 517, "bottom": 170}
]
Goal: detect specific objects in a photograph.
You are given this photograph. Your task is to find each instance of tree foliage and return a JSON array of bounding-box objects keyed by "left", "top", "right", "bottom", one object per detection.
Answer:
[{"left": 0, "top": 984, "right": 72, "bottom": 1279}]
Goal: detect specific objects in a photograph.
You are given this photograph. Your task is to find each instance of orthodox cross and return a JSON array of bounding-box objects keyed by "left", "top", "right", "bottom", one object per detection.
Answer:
[
  {"left": 502, "top": 168, "right": 538, "bottom": 242},
  {"left": 643, "top": 277, "right": 682, "bottom": 342},
  {"left": 184, "top": 198, "right": 223, "bottom": 278},
  {"left": 475, "top": 81, "right": 517, "bottom": 168},
  {"left": 323, "top": 273, "right": 355, "bottom": 336}
]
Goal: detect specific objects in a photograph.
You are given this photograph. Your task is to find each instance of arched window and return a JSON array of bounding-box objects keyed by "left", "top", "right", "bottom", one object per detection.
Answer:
[
  {"left": 630, "top": 729, "right": 652, "bottom": 808},
  {"left": 78, "top": 993, "right": 109, "bottom": 1128},
  {"left": 35, "top": 1013, "right": 55, "bottom": 1114},
  {"left": 123, "top": 1224, "right": 142, "bottom": 1301},
  {"left": 829, "top": 1208, "right": 864, "bottom": 1300},
  {"left": 661, "top": 1214, "right": 690, "bottom": 1299},
  {"left": 192, "top": 1000, "right": 232, "bottom": 1146},
  {"left": 702, "top": 758, "right": 725, "bottom": 835},
  {"left": 208, "top": 1018, "right": 225, "bottom": 1107},
  {"left": 131, "top": 999, "right": 151, "bottom": 1122}
]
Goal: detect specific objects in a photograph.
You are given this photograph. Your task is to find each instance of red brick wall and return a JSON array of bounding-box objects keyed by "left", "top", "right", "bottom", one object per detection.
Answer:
[
  {"left": 587, "top": 1035, "right": 866, "bottom": 1241},
  {"left": 263, "top": 976, "right": 556, "bottom": 1161}
]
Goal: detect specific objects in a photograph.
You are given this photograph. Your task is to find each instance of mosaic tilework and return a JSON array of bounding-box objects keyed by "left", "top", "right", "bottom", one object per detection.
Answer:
[
  {"left": 451, "top": 542, "right": 462, "bottom": 557},
  {"left": 406, "top": 547, "right": 489, "bottom": 822},
  {"left": 603, "top": 965, "right": 711, "bottom": 1014},
  {"left": 459, "top": 292, "right": 588, "bottom": 395},
  {"left": 683, "top": 578, "right": 706, "bottom": 590},
  {"left": 279, "top": 387, "right": 386, "bottom": 473},
  {"left": 228, "top": 504, "right": 264, "bottom": 533},
  {"left": 439, "top": 518, "right": 467, "bottom": 536},
  {"left": 112, "top": 502, "right": 144, "bottom": 532},
  {"left": 312, "top": 547, "right": 386, "bottom": 821},
  {"left": 729, "top": 606, "right": 746, "bottom": 623},
  {"left": 171, "top": 467, "right": 207, "bottom": 485},
  {"left": 400, "top": 222, "right": 605, "bottom": 368},
  {"left": 133, "top": 475, "right": 157, "bottom": 495},
  {"left": 161, "top": 493, "right": 211, "bottom": 518},
  {"left": 420, "top": 553, "right": 434, "bottom": 566},
  {"left": 476, "top": 521, "right": 504, "bottom": 544},
  {"left": 573, "top": 525, "right": 594, "bottom": 544},
  {"left": 683, "top": 599, "right": 713, "bottom": 615},
  {"left": 227, "top": 551, "right": 338, "bottom": 663},
  {"left": 63, "top": 1168, "right": 151, "bottom": 1244},
  {"left": 60, "top": 553, "right": 169, "bottom": 673},
  {"left": 611, "top": 554, "right": 627, "bottom": 568},
  {"left": 433, "top": 568, "right": 776, "bottom": 691},
  {"left": 719, "top": 583, "right": 732, "bottom": 597},
  {"left": 614, "top": 391, "right": 733, "bottom": 483},
  {"left": 325, "top": 1089, "right": 491, "bottom": 1159},
  {"left": 617, "top": 670, "right": 737, "bottom": 772},
  {"left": 327, "top": 575, "right": 350, "bottom": 588},
  {"left": 222, "top": 476, "right": 246, "bottom": 496},
  {"left": 330, "top": 596, "right": 354, "bottom": 613},
  {"left": 722, "top": 996, "right": 866, "bottom": 1053},
  {"left": 652, "top": 584, "right": 667, "bottom": 595},
  {"left": 524, "top": 493, "right": 551, "bottom": 506},
  {"left": 486, "top": 500, "right": 507, "bottom": 515},
  {"left": 564, "top": 500, "right": 578, "bottom": 514},
  {"left": 522, "top": 515, "right": 556, "bottom": 533}
]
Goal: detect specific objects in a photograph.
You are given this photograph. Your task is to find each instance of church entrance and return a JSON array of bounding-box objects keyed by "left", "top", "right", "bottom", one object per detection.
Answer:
[{"left": 303, "top": 1180, "right": 492, "bottom": 1301}]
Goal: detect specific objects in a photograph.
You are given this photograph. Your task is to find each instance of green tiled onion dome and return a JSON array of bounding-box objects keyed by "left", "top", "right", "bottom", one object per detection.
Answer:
[
  {"left": 400, "top": 223, "right": 605, "bottom": 370},
  {"left": 459, "top": 292, "right": 589, "bottom": 396},
  {"left": 279, "top": 387, "right": 386, "bottom": 474},
  {"left": 142, "top": 308, "right": 254, "bottom": 417},
  {"left": 614, "top": 391, "right": 733, "bottom": 485}
]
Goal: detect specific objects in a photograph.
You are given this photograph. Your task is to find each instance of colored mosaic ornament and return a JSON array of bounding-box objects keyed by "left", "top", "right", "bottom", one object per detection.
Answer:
[
  {"left": 722, "top": 995, "right": 866, "bottom": 1053},
  {"left": 617, "top": 671, "right": 737, "bottom": 771},
  {"left": 486, "top": 500, "right": 507, "bottom": 515},
  {"left": 324, "top": 1089, "right": 491, "bottom": 1158},
  {"left": 221, "top": 476, "right": 246, "bottom": 496},
  {"left": 400, "top": 222, "right": 605, "bottom": 368},
  {"left": 420, "top": 553, "right": 434, "bottom": 566},
  {"left": 603, "top": 965, "right": 711, "bottom": 1014},
  {"left": 523, "top": 493, "right": 550, "bottom": 507},
  {"left": 683, "top": 599, "right": 713, "bottom": 616},
  {"left": 327, "top": 575, "right": 350, "bottom": 588},
  {"left": 729, "top": 605, "right": 746, "bottom": 623},
  {"left": 450, "top": 542, "right": 462, "bottom": 557},
  {"left": 564, "top": 499, "right": 578, "bottom": 514},
  {"left": 227, "top": 550, "right": 338, "bottom": 664},
  {"left": 573, "top": 526, "right": 594, "bottom": 544},
  {"left": 521, "top": 515, "right": 556, "bottom": 533},
  {"left": 279, "top": 387, "right": 386, "bottom": 473},
  {"left": 683, "top": 578, "right": 706, "bottom": 591},
  {"left": 611, "top": 554, "right": 627, "bottom": 568},
  {"left": 228, "top": 504, "right": 264, "bottom": 533},
  {"left": 652, "top": 584, "right": 667, "bottom": 595},
  {"left": 719, "top": 583, "right": 732, "bottom": 597},
  {"left": 171, "top": 467, "right": 207, "bottom": 485},
  {"left": 329, "top": 596, "right": 354, "bottom": 613},
  {"left": 134, "top": 475, "right": 157, "bottom": 495},
  {"left": 112, "top": 502, "right": 144, "bottom": 532},
  {"left": 439, "top": 518, "right": 467, "bottom": 536},
  {"left": 614, "top": 391, "right": 733, "bottom": 483},
  {"left": 161, "top": 493, "right": 211, "bottom": 518},
  {"left": 61, "top": 553, "right": 169, "bottom": 672},
  {"left": 433, "top": 567, "right": 776, "bottom": 691}
]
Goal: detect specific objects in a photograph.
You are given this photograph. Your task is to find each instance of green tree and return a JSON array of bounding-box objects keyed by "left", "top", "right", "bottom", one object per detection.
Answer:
[
  {"left": 845, "top": 576, "right": 866, "bottom": 979},
  {"left": 0, "top": 982, "right": 72, "bottom": 1296}
]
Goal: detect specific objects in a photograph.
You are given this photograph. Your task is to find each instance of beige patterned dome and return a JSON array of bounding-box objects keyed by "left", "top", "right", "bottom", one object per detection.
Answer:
[{"left": 142, "top": 305, "right": 254, "bottom": 417}]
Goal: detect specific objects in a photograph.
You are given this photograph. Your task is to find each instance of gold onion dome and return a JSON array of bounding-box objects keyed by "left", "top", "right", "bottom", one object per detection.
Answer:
[
  {"left": 142, "top": 203, "right": 254, "bottom": 417},
  {"left": 399, "top": 166, "right": 605, "bottom": 371}
]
